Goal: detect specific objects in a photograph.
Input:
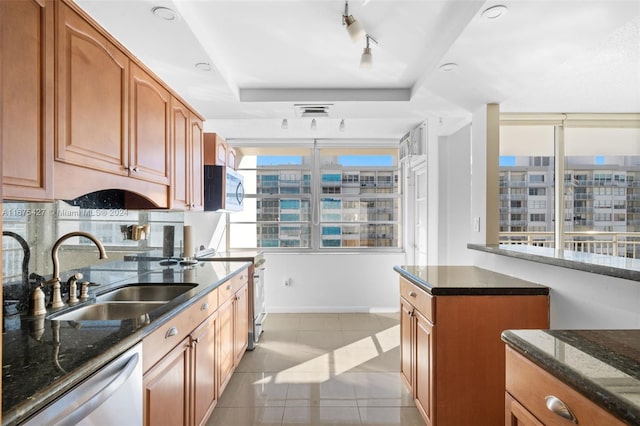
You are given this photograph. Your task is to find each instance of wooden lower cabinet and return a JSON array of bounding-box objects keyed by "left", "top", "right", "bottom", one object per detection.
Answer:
[
  {"left": 399, "top": 276, "right": 549, "bottom": 426},
  {"left": 144, "top": 336, "right": 190, "bottom": 426},
  {"left": 414, "top": 310, "right": 434, "bottom": 425},
  {"left": 143, "top": 268, "right": 250, "bottom": 425},
  {"left": 218, "top": 281, "right": 249, "bottom": 396},
  {"left": 505, "top": 346, "right": 625, "bottom": 426},
  {"left": 217, "top": 296, "right": 235, "bottom": 396},
  {"left": 192, "top": 313, "right": 217, "bottom": 426},
  {"left": 233, "top": 283, "right": 249, "bottom": 365}
]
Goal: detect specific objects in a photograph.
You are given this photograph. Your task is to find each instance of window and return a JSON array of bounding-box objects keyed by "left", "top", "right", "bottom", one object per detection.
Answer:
[
  {"left": 530, "top": 213, "right": 546, "bottom": 222},
  {"left": 528, "top": 188, "right": 546, "bottom": 196},
  {"left": 229, "top": 145, "right": 400, "bottom": 250}
]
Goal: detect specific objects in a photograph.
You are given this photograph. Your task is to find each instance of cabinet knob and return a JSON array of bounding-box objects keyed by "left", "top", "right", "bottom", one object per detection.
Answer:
[
  {"left": 409, "top": 291, "right": 417, "bottom": 298},
  {"left": 165, "top": 327, "right": 178, "bottom": 339},
  {"left": 545, "top": 396, "right": 578, "bottom": 424},
  {"left": 226, "top": 284, "right": 232, "bottom": 291},
  {"left": 191, "top": 203, "right": 196, "bottom": 208},
  {"left": 201, "top": 303, "right": 209, "bottom": 311},
  {"left": 126, "top": 166, "right": 138, "bottom": 173}
]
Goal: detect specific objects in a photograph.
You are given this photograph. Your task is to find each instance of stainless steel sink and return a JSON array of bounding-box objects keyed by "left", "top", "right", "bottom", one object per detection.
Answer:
[
  {"left": 50, "top": 302, "right": 165, "bottom": 321},
  {"left": 96, "top": 284, "right": 197, "bottom": 302}
]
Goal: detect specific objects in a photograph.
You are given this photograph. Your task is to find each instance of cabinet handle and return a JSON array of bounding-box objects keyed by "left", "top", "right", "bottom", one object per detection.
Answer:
[
  {"left": 165, "top": 327, "right": 178, "bottom": 339},
  {"left": 409, "top": 291, "right": 417, "bottom": 298},
  {"left": 125, "top": 166, "right": 138, "bottom": 173},
  {"left": 201, "top": 302, "right": 209, "bottom": 311},
  {"left": 545, "top": 396, "right": 578, "bottom": 424}
]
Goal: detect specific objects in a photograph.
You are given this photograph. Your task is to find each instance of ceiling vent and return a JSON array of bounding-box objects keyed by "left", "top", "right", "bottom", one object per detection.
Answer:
[{"left": 294, "top": 104, "right": 333, "bottom": 118}]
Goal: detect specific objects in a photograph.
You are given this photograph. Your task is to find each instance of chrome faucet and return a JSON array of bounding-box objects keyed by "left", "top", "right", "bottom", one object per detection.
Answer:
[{"left": 47, "top": 232, "right": 108, "bottom": 309}]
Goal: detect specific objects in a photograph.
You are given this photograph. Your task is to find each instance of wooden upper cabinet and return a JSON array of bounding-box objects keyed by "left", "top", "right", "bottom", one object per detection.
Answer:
[
  {"left": 170, "top": 99, "right": 203, "bottom": 210},
  {"left": 203, "top": 133, "right": 227, "bottom": 167},
  {"left": 190, "top": 114, "right": 204, "bottom": 210},
  {"left": 227, "top": 148, "right": 237, "bottom": 170},
  {"left": 55, "top": 0, "right": 129, "bottom": 175},
  {"left": 2, "top": 0, "right": 54, "bottom": 201},
  {"left": 170, "top": 99, "right": 190, "bottom": 209},
  {"left": 129, "top": 63, "right": 170, "bottom": 185}
]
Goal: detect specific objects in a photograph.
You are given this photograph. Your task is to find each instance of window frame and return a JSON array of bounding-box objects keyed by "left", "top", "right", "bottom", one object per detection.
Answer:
[{"left": 228, "top": 142, "right": 402, "bottom": 252}]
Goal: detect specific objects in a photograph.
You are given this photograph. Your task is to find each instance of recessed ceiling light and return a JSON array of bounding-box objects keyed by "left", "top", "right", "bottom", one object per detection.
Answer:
[
  {"left": 481, "top": 5, "right": 508, "bottom": 20},
  {"left": 439, "top": 63, "right": 458, "bottom": 72},
  {"left": 152, "top": 6, "right": 177, "bottom": 21},
  {"left": 195, "top": 62, "right": 212, "bottom": 72}
]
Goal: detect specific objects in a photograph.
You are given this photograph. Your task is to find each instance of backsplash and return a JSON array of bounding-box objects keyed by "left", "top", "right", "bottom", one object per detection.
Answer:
[{"left": 2, "top": 200, "right": 184, "bottom": 312}]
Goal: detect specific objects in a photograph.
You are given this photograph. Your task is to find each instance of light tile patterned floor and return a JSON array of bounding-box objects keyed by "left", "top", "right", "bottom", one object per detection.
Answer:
[{"left": 206, "top": 313, "right": 425, "bottom": 426}]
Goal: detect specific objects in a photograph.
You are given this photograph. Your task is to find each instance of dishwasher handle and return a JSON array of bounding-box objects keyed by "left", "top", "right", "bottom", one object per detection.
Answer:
[{"left": 56, "top": 351, "right": 140, "bottom": 425}]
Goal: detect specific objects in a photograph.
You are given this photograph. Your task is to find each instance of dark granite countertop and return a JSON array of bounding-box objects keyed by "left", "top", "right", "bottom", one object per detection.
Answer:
[
  {"left": 393, "top": 265, "right": 549, "bottom": 296},
  {"left": 502, "top": 329, "right": 640, "bottom": 424},
  {"left": 469, "top": 243, "right": 640, "bottom": 282},
  {"left": 2, "top": 259, "right": 251, "bottom": 426}
]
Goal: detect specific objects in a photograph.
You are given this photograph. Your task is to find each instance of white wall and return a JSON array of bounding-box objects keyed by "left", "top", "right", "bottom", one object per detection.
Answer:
[
  {"left": 438, "top": 125, "right": 474, "bottom": 265},
  {"left": 472, "top": 250, "right": 640, "bottom": 329},
  {"left": 264, "top": 252, "right": 406, "bottom": 313},
  {"left": 184, "top": 211, "right": 226, "bottom": 252},
  {"left": 436, "top": 104, "right": 640, "bottom": 329}
]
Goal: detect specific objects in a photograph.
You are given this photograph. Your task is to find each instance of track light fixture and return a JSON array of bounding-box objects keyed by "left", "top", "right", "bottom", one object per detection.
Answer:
[
  {"left": 342, "top": 1, "right": 365, "bottom": 42},
  {"left": 281, "top": 118, "right": 288, "bottom": 130},
  {"left": 310, "top": 118, "right": 317, "bottom": 130},
  {"left": 360, "top": 35, "right": 378, "bottom": 68}
]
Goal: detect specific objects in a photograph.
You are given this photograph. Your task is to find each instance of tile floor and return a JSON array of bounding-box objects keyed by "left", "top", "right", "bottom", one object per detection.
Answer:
[{"left": 206, "top": 313, "right": 425, "bottom": 426}]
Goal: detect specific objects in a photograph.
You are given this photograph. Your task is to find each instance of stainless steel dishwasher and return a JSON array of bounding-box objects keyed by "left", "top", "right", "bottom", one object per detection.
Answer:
[{"left": 23, "top": 343, "right": 143, "bottom": 426}]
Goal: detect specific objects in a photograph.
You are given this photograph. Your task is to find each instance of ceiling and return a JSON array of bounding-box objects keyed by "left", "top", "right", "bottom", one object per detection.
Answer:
[{"left": 75, "top": 0, "right": 640, "bottom": 142}]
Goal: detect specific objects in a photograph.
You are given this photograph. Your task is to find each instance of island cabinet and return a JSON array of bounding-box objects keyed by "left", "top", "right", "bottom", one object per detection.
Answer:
[
  {"left": 170, "top": 98, "right": 204, "bottom": 210},
  {"left": 1, "top": 0, "right": 54, "bottom": 201},
  {"left": 397, "top": 266, "right": 549, "bottom": 426},
  {"left": 505, "top": 346, "right": 626, "bottom": 426}
]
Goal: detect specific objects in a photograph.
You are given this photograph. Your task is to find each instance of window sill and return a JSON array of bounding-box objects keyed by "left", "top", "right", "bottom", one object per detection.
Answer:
[{"left": 467, "top": 243, "right": 640, "bottom": 282}]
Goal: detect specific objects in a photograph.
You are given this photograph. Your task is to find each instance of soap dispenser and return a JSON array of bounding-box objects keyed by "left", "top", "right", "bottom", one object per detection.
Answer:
[{"left": 29, "top": 285, "right": 46, "bottom": 316}]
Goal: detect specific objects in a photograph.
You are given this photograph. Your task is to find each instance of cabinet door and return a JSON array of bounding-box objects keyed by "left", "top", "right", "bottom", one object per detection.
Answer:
[
  {"left": 415, "top": 310, "right": 434, "bottom": 426},
  {"left": 217, "top": 297, "right": 235, "bottom": 396},
  {"left": 505, "top": 393, "right": 544, "bottom": 426},
  {"left": 400, "top": 297, "right": 414, "bottom": 389},
  {"left": 1, "top": 0, "right": 54, "bottom": 201},
  {"left": 56, "top": 1, "right": 128, "bottom": 175},
  {"left": 170, "top": 98, "right": 190, "bottom": 209},
  {"left": 234, "top": 283, "right": 249, "bottom": 365},
  {"left": 192, "top": 313, "right": 217, "bottom": 426},
  {"left": 215, "top": 136, "right": 227, "bottom": 166},
  {"left": 129, "top": 63, "right": 170, "bottom": 184},
  {"left": 227, "top": 147, "right": 237, "bottom": 170},
  {"left": 190, "top": 114, "right": 204, "bottom": 210},
  {"left": 144, "top": 336, "right": 190, "bottom": 426}
]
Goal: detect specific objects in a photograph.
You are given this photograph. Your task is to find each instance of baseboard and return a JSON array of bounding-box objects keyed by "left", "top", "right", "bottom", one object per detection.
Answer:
[{"left": 266, "top": 306, "right": 399, "bottom": 314}]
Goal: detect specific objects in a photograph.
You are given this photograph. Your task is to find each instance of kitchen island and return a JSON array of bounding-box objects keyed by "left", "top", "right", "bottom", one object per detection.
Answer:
[
  {"left": 395, "top": 265, "right": 550, "bottom": 426},
  {"left": 2, "top": 259, "right": 251, "bottom": 426},
  {"left": 503, "top": 329, "right": 640, "bottom": 425}
]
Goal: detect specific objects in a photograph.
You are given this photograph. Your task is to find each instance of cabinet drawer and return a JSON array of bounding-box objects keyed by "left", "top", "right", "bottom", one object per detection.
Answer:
[
  {"left": 218, "top": 268, "right": 249, "bottom": 305},
  {"left": 143, "top": 290, "right": 215, "bottom": 373},
  {"left": 188, "top": 288, "right": 218, "bottom": 327},
  {"left": 505, "top": 346, "right": 625, "bottom": 426},
  {"left": 400, "top": 277, "right": 434, "bottom": 322}
]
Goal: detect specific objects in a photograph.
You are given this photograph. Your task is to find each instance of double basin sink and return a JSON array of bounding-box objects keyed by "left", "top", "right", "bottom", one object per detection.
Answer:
[{"left": 48, "top": 284, "right": 197, "bottom": 321}]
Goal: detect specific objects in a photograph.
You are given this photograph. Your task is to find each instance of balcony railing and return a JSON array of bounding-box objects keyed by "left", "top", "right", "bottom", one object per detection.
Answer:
[{"left": 499, "top": 231, "right": 640, "bottom": 258}]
